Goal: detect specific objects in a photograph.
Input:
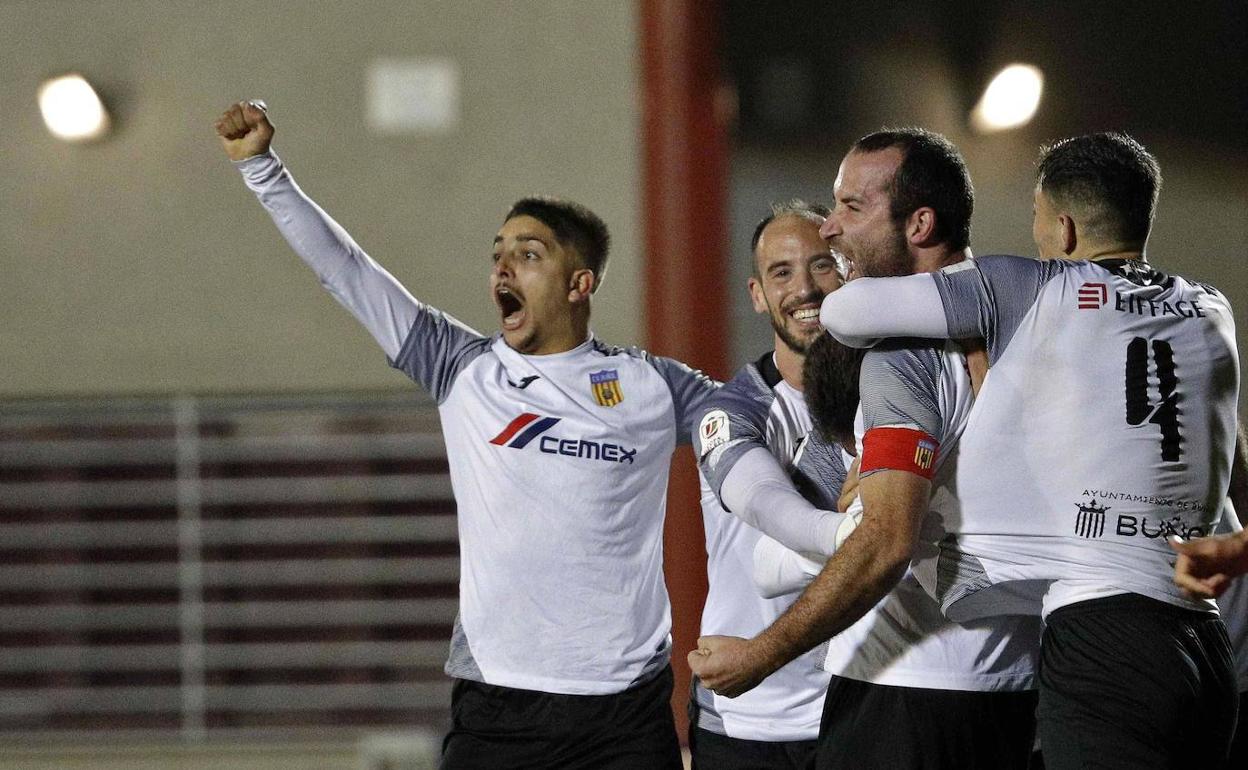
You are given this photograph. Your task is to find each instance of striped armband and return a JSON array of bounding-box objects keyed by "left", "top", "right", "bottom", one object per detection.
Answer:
[{"left": 860, "top": 427, "right": 939, "bottom": 479}]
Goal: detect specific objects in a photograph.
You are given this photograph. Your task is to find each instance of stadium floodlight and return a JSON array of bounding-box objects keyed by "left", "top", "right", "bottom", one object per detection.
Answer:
[
  {"left": 970, "top": 64, "right": 1044, "bottom": 133},
  {"left": 38, "top": 74, "right": 111, "bottom": 142}
]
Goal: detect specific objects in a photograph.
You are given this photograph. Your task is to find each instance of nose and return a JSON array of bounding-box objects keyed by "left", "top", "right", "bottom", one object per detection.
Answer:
[
  {"left": 493, "top": 251, "right": 515, "bottom": 280},
  {"left": 793, "top": 264, "right": 815, "bottom": 296},
  {"left": 818, "top": 213, "right": 841, "bottom": 240}
]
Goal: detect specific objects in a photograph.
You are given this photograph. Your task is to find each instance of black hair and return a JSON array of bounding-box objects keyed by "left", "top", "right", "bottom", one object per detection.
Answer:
[
  {"left": 803, "top": 332, "right": 866, "bottom": 449},
  {"left": 1036, "top": 131, "right": 1161, "bottom": 246},
  {"left": 852, "top": 128, "right": 974, "bottom": 250},
  {"left": 749, "top": 199, "right": 831, "bottom": 253},
  {"left": 505, "top": 197, "right": 611, "bottom": 291},
  {"left": 748, "top": 199, "right": 832, "bottom": 278}
]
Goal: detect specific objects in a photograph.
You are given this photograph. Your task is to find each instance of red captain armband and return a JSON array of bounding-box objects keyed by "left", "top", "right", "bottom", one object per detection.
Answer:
[{"left": 860, "top": 427, "right": 940, "bottom": 480}]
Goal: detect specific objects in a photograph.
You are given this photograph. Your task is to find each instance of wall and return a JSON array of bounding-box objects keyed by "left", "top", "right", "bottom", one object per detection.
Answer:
[{"left": 0, "top": 0, "right": 641, "bottom": 397}]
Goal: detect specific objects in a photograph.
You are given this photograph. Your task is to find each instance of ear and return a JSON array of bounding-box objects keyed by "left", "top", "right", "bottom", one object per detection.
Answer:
[
  {"left": 1059, "top": 214, "right": 1078, "bottom": 256},
  {"left": 747, "top": 275, "right": 768, "bottom": 314},
  {"left": 906, "top": 207, "right": 938, "bottom": 246},
  {"left": 567, "top": 268, "right": 596, "bottom": 303}
]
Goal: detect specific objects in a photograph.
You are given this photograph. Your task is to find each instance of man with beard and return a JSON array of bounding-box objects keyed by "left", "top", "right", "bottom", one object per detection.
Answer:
[
  {"left": 687, "top": 201, "right": 846, "bottom": 768},
  {"left": 215, "top": 100, "right": 715, "bottom": 769},
  {"left": 690, "top": 129, "right": 1040, "bottom": 769},
  {"left": 817, "top": 132, "right": 1240, "bottom": 767}
]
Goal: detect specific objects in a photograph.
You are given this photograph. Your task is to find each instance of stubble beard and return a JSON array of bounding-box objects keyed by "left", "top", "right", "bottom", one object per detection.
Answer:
[
  {"left": 769, "top": 294, "right": 825, "bottom": 354},
  {"left": 852, "top": 224, "right": 913, "bottom": 278}
]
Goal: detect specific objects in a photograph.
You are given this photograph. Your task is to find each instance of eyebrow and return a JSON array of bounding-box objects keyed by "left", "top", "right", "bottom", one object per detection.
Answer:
[{"left": 493, "top": 234, "right": 552, "bottom": 248}]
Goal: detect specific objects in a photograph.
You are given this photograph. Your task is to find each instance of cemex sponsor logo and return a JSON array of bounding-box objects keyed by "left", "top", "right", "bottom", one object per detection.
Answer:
[
  {"left": 489, "top": 413, "right": 637, "bottom": 464},
  {"left": 1076, "top": 281, "right": 1206, "bottom": 319}
]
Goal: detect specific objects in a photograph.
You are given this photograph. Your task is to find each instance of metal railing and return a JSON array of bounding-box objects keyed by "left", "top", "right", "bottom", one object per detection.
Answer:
[{"left": 0, "top": 392, "right": 457, "bottom": 742}]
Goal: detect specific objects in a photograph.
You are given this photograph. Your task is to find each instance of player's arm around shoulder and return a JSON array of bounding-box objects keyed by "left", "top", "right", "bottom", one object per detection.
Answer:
[{"left": 819, "top": 272, "right": 951, "bottom": 348}]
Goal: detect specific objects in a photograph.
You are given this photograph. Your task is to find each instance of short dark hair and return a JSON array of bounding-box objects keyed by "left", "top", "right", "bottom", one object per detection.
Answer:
[
  {"left": 505, "top": 197, "right": 611, "bottom": 292},
  {"left": 1036, "top": 132, "right": 1161, "bottom": 246},
  {"left": 851, "top": 128, "right": 974, "bottom": 251},
  {"left": 803, "top": 333, "right": 866, "bottom": 449}
]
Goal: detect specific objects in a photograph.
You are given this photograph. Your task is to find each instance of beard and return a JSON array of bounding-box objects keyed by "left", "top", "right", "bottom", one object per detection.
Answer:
[
  {"left": 771, "top": 315, "right": 815, "bottom": 353},
  {"left": 847, "top": 222, "right": 912, "bottom": 278},
  {"left": 768, "top": 292, "right": 825, "bottom": 354}
]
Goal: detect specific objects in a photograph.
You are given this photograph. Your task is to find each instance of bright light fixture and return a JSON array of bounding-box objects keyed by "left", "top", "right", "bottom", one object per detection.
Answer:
[
  {"left": 970, "top": 64, "right": 1044, "bottom": 133},
  {"left": 38, "top": 74, "right": 111, "bottom": 142}
]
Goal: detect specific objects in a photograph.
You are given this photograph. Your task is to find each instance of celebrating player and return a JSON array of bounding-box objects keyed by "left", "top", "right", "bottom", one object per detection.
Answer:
[{"left": 215, "top": 100, "right": 715, "bottom": 769}]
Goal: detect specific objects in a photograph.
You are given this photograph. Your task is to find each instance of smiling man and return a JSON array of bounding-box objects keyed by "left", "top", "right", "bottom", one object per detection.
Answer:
[
  {"left": 687, "top": 202, "right": 847, "bottom": 769},
  {"left": 215, "top": 100, "right": 714, "bottom": 769},
  {"left": 690, "top": 129, "right": 1040, "bottom": 770}
]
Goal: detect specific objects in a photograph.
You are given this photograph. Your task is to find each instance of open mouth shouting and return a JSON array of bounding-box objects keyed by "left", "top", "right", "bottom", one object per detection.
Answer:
[{"left": 496, "top": 286, "right": 526, "bottom": 331}]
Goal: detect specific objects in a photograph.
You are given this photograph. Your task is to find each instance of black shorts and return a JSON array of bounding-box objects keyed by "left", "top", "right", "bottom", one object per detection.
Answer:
[
  {"left": 815, "top": 675, "right": 1037, "bottom": 770},
  {"left": 1230, "top": 690, "right": 1248, "bottom": 769},
  {"left": 689, "top": 726, "right": 817, "bottom": 770},
  {"left": 1037, "top": 593, "right": 1238, "bottom": 770},
  {"left": 687, "top": 676, "right": 818, "bottom": 769},
  {"left": 440, "top": 665, "right": 682, "bottom": 770}
]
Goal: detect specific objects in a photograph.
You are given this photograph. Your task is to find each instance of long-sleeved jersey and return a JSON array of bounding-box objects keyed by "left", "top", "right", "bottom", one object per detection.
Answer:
[{"left": 237, "top": 151, "right": 717, "bottom": 695}]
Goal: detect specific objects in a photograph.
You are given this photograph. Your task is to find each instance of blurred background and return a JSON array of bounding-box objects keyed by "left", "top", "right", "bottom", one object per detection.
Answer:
[{"left": 1, "top": 1, "right": 1244, "bottom": 767}]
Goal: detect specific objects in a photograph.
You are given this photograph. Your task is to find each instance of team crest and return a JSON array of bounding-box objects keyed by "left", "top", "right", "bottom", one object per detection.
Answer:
[
  {"left": 589, "top": 369, "right": 624, "bottom": 407},
  {"left": 913, "top": 439, "right": 936, "bottom": 471}
]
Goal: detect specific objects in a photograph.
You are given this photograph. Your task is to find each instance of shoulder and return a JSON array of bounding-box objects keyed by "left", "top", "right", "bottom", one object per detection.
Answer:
[
  {"left": 966, "top": 253, "right": 1065, "bottom": 282},
  {"left": 702, "top": 362, "right": 774, "bottom": 416},
  {"left": 864, "top": 338, "right": 947, "bottom": 374}
]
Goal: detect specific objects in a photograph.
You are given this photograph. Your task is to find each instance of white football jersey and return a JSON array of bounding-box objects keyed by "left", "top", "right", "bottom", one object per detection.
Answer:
[
  {"left": 927, "top": 256, "right": 1238, "bottom": 618},
  {"left": 238, "top": 151, "right": 717, "bottom": 695},
  {"left": 694, "top": 354, "right": 840, "bottom": 740},
  {"left": 820, "top": 341, "right": 1040, "bottom": 692}
]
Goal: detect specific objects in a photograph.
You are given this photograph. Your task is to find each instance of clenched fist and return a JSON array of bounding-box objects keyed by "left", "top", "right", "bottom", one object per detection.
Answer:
[{"left": 215, "top": 100, "right": 274, "bottom": 161}]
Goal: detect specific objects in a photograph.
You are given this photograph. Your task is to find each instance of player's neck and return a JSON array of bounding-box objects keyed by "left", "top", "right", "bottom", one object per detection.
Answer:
[
  {"left": 1083, "top": 247, "right": 1145, "bottom": 263},
  {"left": 773, "top": 340, "right": 805, "bottom": 391},
  {"left": 524, "top": 314, "right": 592, "bottom": 355},
  {"left": 913, "top": 246, "right": 972, "bottom": 275}
]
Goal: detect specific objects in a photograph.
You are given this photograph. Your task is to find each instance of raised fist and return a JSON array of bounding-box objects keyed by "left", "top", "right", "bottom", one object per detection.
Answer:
[{"left": 215, "top": 100, "right": 274, "bottom": 161}]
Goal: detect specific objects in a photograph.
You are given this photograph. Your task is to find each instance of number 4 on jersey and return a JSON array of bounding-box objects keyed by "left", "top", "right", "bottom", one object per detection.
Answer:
[{"left": 1125, "top": 337, "right": 1181, "bottom": 462}]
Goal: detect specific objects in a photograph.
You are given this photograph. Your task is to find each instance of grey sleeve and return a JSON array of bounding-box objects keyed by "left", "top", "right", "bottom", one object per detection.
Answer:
[
  {"left": 691, "top": 370, "right": 771, "bottom": 497},
  {"left": 858, "top": 342, "right": 945, "bottom": 471},
  {"left": 930, "top": 254, "right": 1065, "bottom": 365},
  {"left": 390, "top": 311, "right": 492, "bottom": 403},
  {"left": 650, "top": 355, "right": 720, "bottom": 446}
]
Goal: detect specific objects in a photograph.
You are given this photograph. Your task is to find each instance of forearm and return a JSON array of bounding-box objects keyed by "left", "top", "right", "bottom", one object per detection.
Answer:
[
  {"left": 748, "top": 469, "right": 927, "bottom": 673},
  {"left": 752, "top": 535, "right": 824, "bottom": 598},
  {"left": 751, "top": 512, "right": 910, "bottom": 672},
  {"left": 236, "top": 151, "right": 419, "bottom": 358},
  {"left": 820, "top": 274, "right": 950, "bottom": 347},
  {"left": 719, "top": 447, "right": 847, "bottom": 556}
]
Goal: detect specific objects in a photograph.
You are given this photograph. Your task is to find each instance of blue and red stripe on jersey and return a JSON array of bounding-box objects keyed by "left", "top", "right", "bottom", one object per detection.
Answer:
[{"left": 490, "top": 413, "right": 562, "bottom": 448}]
